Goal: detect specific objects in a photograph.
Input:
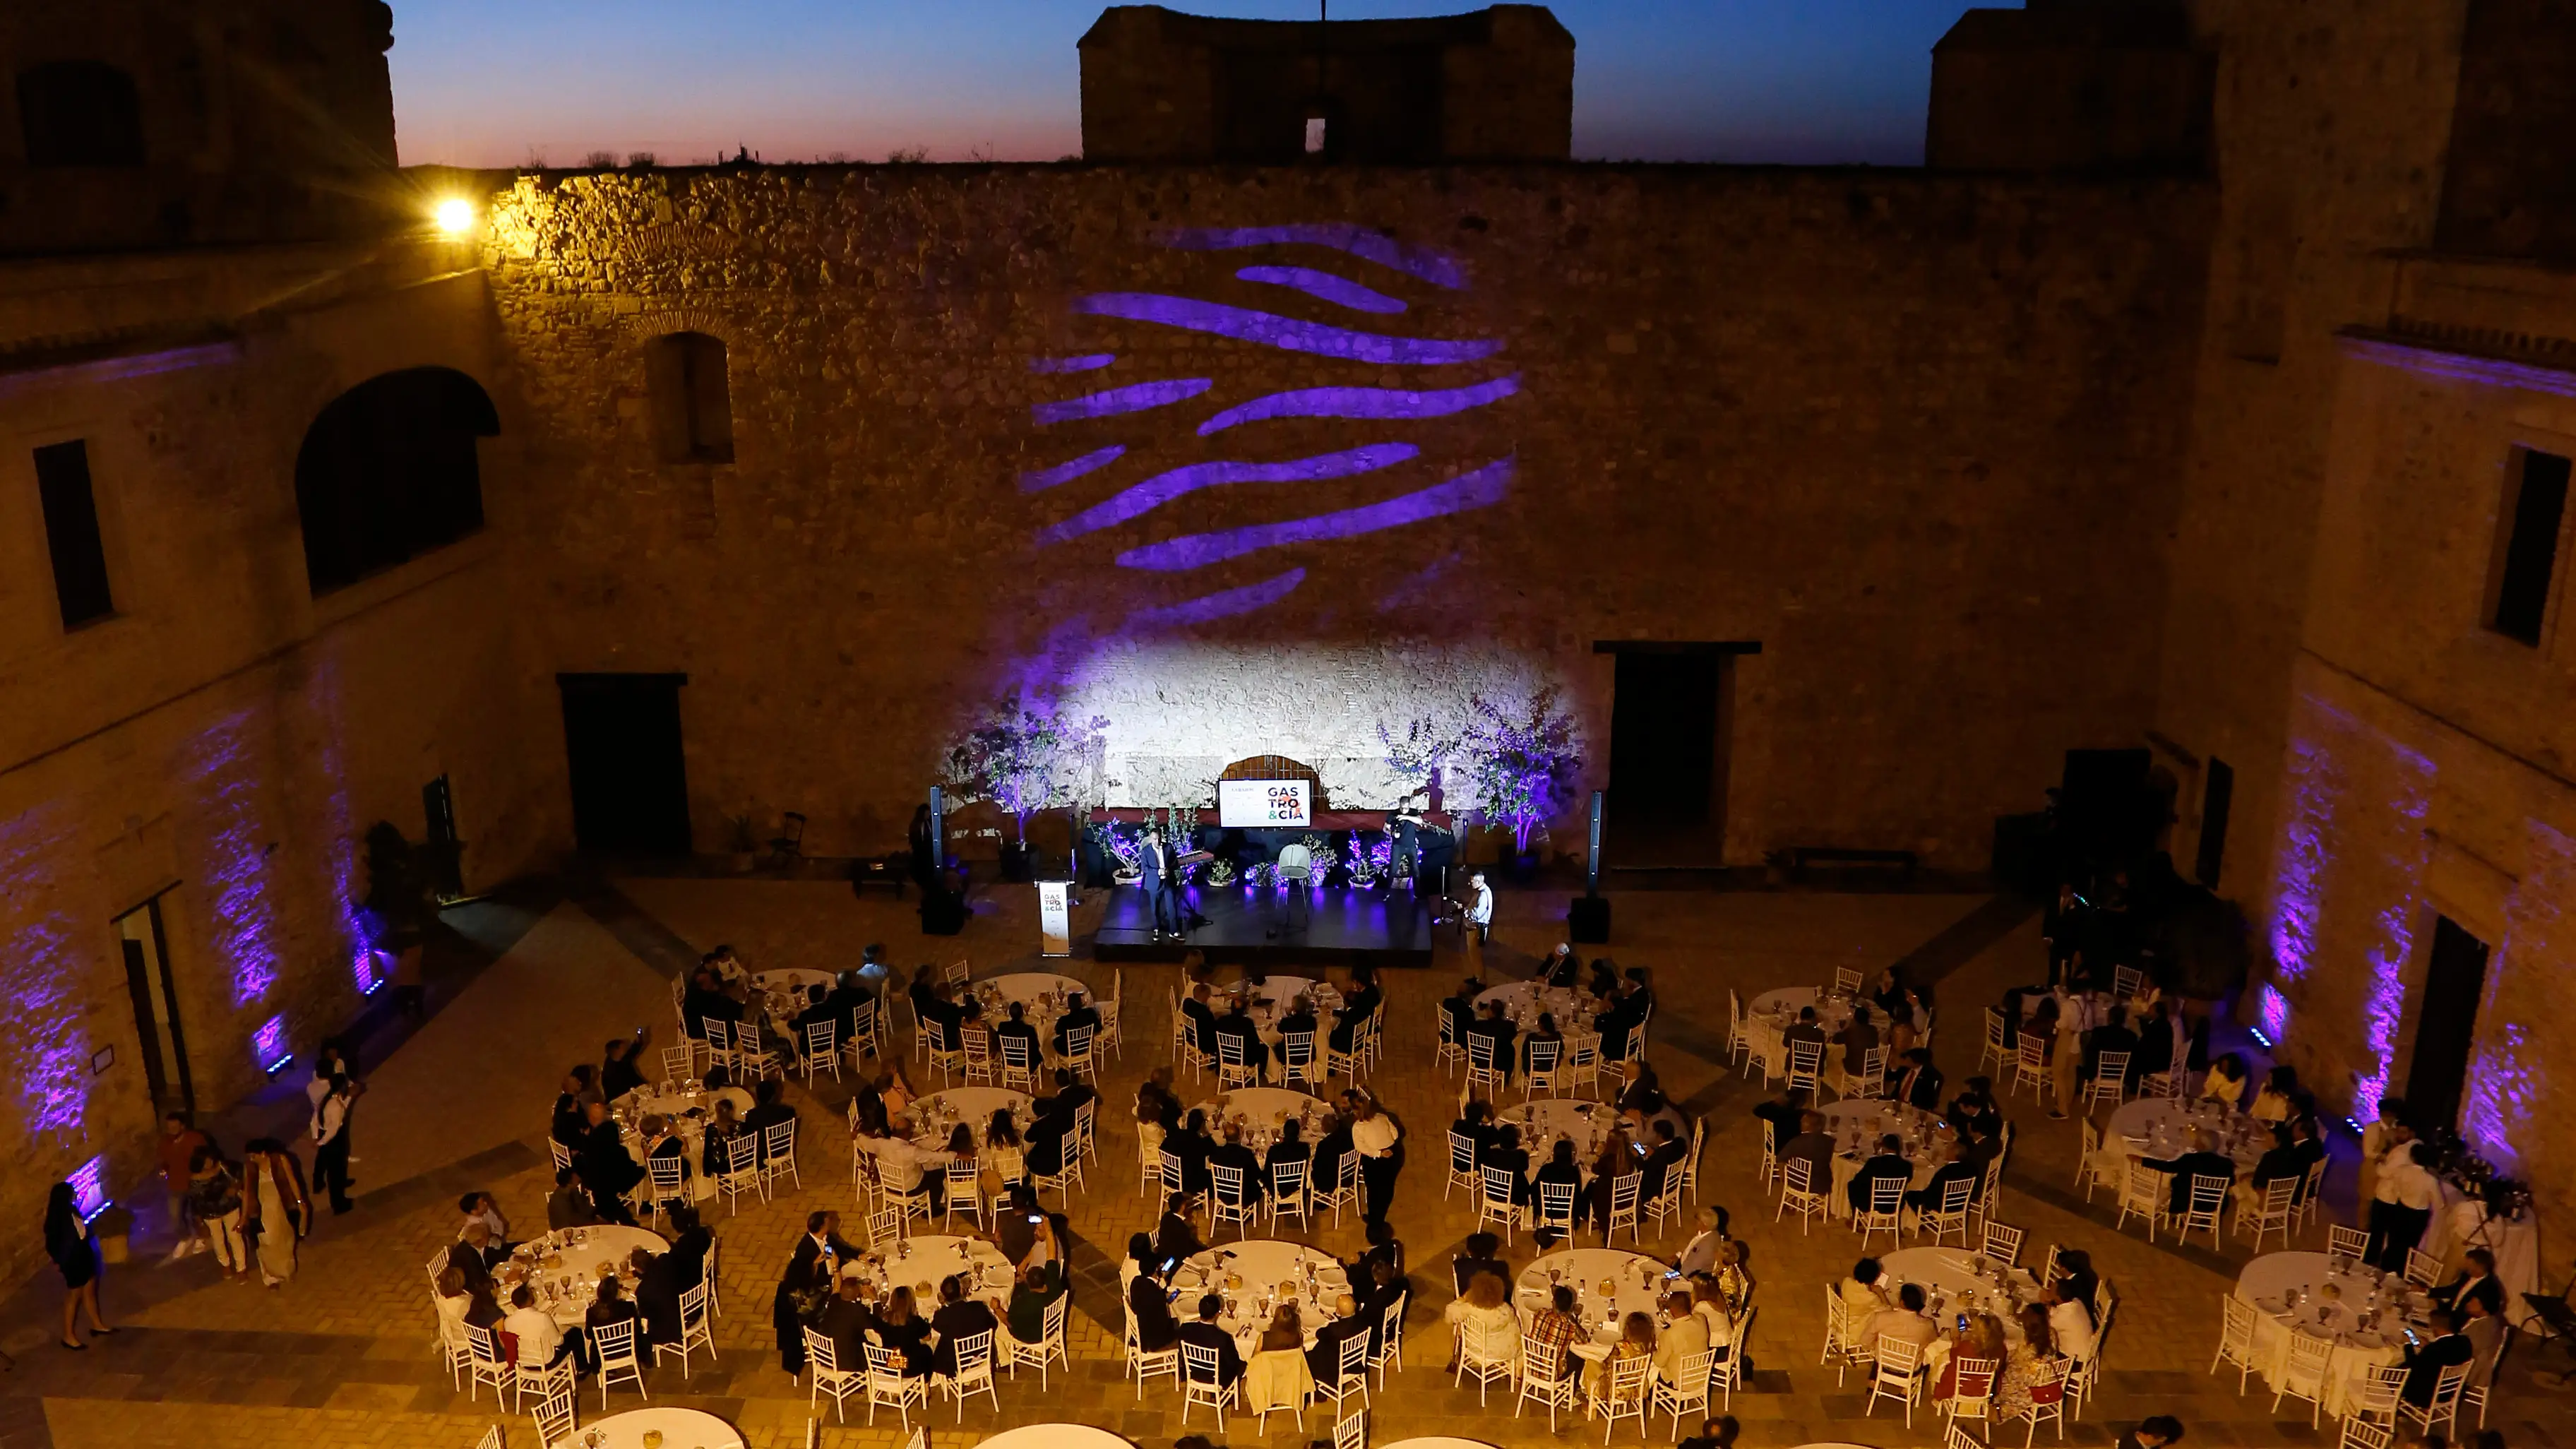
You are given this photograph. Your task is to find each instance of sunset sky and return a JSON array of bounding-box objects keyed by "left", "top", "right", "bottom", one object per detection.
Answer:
[{"left": 386, "top": 0, "right": 1981, "bottom": 168}]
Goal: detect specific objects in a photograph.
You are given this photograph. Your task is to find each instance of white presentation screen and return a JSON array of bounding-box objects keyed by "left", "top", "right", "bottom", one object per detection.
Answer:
[{"left": 1217, "top": 778, "right": 1311, "bottom": 828}]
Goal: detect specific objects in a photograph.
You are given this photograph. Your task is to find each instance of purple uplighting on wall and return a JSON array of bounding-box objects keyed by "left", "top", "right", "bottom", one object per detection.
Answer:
[
  {"left": 1019, "top": 446, "right": 1127, "bottom": 494},
  {"left": 2462, "top": 1021, "right": 2532, "bottom": 1171},
  {"left": 1037, "top": 443, "right": 1420, "bottom": 546},
  {"left": 1071, "top": 294, "right": 1502, "bottom": 366},
  {"left": 0, "top": 805, "right": 93, "bottom": 1138},
  {"left": 2267, "top": 739, "right": 2334, "bottom": 1001},
  {"left": 1198, "top": 375, "right": 1520, "bottom": 436},
  {"left": 2256, "top": 983, "right": 2289, "bottom": 1044},
  {"left": 1235, "top": 266, "right": 1408, "bottom": 314},
  {"left": 1124, "top": 569, "right": 1308, "bottom": 631},
  {"left": 1032, "top": 378, "right": 1212, "bottom": 425},
  {"left": 1116, "top": 455, "right": 1515, "bottom": 572},
  {"left": 68, "top": 1155, "right": 108, "bottom": 1222},
  {"left": 254, "top": 1013, "right": 292, "bottom": 1073},
  {"left": 355, "top": 947, "right": 388, "bottom": 996},
  {"left": 189, "top": 712, "right": 285, "bottom": 1008},
  {"left": 1162, "top": 224, "right": 1469, "bottom": 290},
  {"left": 1030, "top": 354, "right": 1117, "bottom": 374}
]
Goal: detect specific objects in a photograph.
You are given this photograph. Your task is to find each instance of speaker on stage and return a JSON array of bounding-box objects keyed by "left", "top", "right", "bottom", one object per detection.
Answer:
[{"left": 1568, "top": 895, "right": 1611, "bottom": 943}]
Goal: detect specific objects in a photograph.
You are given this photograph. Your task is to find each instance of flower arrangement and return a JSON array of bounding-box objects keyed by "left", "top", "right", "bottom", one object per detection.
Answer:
[
  {"left": 942, "top": 688, "right": 1111, "bottom": 845},
  {"left": 1204, "top": 857, "right": 1236, "bottom": 888},
  {"left": 1248, "top": 861, "right": 1277, "bottom": 889}
]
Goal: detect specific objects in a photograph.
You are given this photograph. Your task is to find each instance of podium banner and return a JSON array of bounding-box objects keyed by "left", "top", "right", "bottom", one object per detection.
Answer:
[{"left": 1037, "top": 881, "right": 1071, "bottom": 957}]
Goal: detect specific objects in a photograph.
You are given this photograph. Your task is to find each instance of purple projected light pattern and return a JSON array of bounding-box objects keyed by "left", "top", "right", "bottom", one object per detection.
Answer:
[
  {"left": 191, "top": 712, "right": 285, "bottom": 1007},
  {"left": 1019, "top": 445, "right": 1126, "bottom": 494},
  {"left": 1038, "top": 443, "right": 1420, "bottom": 547},
  {"left": 1125, "top": 568, "right": 1307, "bottom": 630},
  {"left": 1236, "top": 266, "right": 1407, "bottom": 314},
  {"left": 1072, "top": 294, "right": 1500, "bottom": 366},
  {"left": 1199, "top": 374, "right": 1520, "bottom": 436},
  {"left": 0, "top": 805, "right": 93, "bottom": 1136},
  {"left": 2462, "top": 1022, "right": 2535, "bottom": 1171},
  {"left": 1030, "top": 354, "right": 1116, "bottom": 374},
  {"left": 68, "top": 1155, "right": 109, "bottom": 1221},
  {"left": 1162, "top": 224, "right": 1469, "bottom": 290},
  {"left": 1117, "top": 455, "right": 1514, "bottom": 572},
  {"left": 1032, "top": 378, "right": 1211, "bottom": 425},
  {"left": 254, "top": 1013, "right": 292, "bottom": 1072}
]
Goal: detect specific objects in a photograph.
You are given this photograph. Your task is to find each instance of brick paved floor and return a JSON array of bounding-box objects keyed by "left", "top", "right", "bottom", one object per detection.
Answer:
[{"left": 16, "top": 876, "right": 2572, "bottom": 1449}]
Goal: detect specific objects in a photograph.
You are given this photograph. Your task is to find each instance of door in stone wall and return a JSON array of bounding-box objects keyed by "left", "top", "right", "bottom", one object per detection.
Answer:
[
  {"left": 2404, "top": 915, "right": 2492, "bottom": 1133},
  {"left": 557, "top": 674, "right": 693, "bottom": 857},
  {"left": 1603, "top": 645, "right": 1734, "bottom": 868}
]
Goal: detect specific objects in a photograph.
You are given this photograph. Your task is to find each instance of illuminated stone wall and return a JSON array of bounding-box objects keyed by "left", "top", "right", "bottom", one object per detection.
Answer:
[
  {"left": 0, "top": 242, "right": 562, "bottom": 1279},
  {"left": 479, "top": 163, "right": 2212, "bottom": 866}
]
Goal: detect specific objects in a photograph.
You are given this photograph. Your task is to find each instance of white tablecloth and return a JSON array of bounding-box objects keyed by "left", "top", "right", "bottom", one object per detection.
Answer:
[
  {"left": 1383, "top": 1440, "right": 1501, "bottom": 1449},
  {"left": 1515, "top": 1247, "right": 1673, "bottom": 1359},
  {"left": 2099, "top": 1098, "right": 2266, "bottom": 1181},
  {"left": 1746, "top": 986, "right": 1856, "bottom": 1080},
  {"left": 751, "top": 968, "right": 838, "bottom": 1041},
  {"left": 1208, "top": 976, "right": 1344, "bottom": 1050},
  {"left": 2235, "top": 1251, "right": 2416, "bottom": 1417},
  {"left": 1822, "top": 1101, "right": 1941, "bottom": 1217},
  {"left": 850, "top": 1232, "right": 1016, "bottom": 1307},
  {"left": 616, "top": 1085, "right": 754, "bottom": 1201},
  {"left": 501, "top": 1226, "right": 669, "bottom": 1328},
  {"left": 1193, "top": 1087, "right": 1330, "bottom": 1152},
  {"left": 1473, "top": 981, "right": 1602, "bottom": 1063},
  {"left": 1176, "top": 1239, "right": 1350, "bottom": 1356},
  {"left": 2419, "top": 1188, "right": 2545, "bottom": 1331},
  {"left": 1880, "top": 1246, "right": 2040, "bottom": 1324},
  {"left": 979, "top": 1427, "right": 1135, "bottom": 1449},
  {"left": 906, "top": 1087, "right": 1034, "bottom": 1151},
  {"left": 571, "top": 1407, "right": 744, "bottom": 1449}
]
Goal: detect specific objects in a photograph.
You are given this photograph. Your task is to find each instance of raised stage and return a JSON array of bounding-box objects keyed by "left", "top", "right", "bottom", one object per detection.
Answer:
[{"left": 1090, "top": 882, "right": 1437, "bottom": 967}]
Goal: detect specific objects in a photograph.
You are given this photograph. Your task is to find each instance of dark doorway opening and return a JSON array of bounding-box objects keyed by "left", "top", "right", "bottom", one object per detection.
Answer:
[
  {"left": 1598, "top": 641, "right": 1751, "bottom": 866},
  {"left": 114, "top": 896, "right": 192, "bottom": 1118},
  {"left": 422, "top": 774, "right": 465, "bottom": 898},
  {"left": 558, "top": 674, "right": 693, "bottom": 856},
  {"left": 2407, "top": 915, "right": 2493, "bottom": 1132},
  {"left": 2194, "top": 758, "right": 2234, "bottom": 887}
]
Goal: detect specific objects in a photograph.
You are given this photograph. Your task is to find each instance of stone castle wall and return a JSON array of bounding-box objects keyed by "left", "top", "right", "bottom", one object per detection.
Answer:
[{"left": 475, "top": 163, "right": 2213, "bottom": 866}]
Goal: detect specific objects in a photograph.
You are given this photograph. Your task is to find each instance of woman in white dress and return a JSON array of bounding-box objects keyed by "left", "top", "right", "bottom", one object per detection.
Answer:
[{"left": 241, "top": 1139, "right": 311, "bottom": 1287}]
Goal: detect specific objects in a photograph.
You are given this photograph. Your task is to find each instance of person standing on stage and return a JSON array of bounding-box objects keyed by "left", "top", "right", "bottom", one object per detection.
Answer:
[
  {"left": 1388, "top": 809, "right": 1421, "bottom": 891},
  {"left": 1140, "top": 827, "right": 1181, "bottom": 941}
]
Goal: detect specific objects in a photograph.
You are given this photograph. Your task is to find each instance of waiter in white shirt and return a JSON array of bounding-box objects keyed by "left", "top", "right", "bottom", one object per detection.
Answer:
[
  {"left": 2370, "top": 1140, "right": 2441, "bottom": 1271},
  {"left": 1351, "top": 1096, "right": 1402, "bottom": 1227},
  {"left": 1464, "top": 871, "right": 1494, "bottom": 974}
]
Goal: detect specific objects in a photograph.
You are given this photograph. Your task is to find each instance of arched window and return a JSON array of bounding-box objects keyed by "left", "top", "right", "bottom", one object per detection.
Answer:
[
  {"left": 644, "top": 332, "right": 734, "bottom": 463},
  {"left": 18, "top": 61, "right": 145, "bottom": 168},
  {"left": 294, "top": 368, "right": 499, "bottom": 594}
]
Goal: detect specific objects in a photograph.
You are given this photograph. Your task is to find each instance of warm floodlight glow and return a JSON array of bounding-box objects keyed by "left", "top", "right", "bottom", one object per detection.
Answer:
[{"left": 434, "top": 198, "right": 476, "bottom": 236}]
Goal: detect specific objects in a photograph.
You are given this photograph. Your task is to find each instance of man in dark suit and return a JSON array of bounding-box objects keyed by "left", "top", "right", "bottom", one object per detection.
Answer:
[
  {"left": 2083, "top": 1008, "right": 2140, "bottom": 1090},
  {"left": 1440, "top": 979, "right": 1480, "bottom": 1042},
  {"left": 2143, "top": 1132, "right": 2238, "bottom": 1216},
  {"left": 1894, "top": 1049, "right": 1945, "bottom": 1111},
  {"left": 1779, "top": 1110, "right": 1836, "bottom": 1189},
  {"left": 929, "top": 1273, "right": 1002, "bottom": 1379},
  {"left": 447, "top": 1220, "right": 511, "bottom": 1291},
  {"left": 1948, "top": 1078, "right": 2003, "bottom": 1141},
  {"left": 1640, "top": 1119, "right": 1690, "bottom": 1202},
  {"left": 2433, "top": 1247, "right": 2504, "bottom": 1317},
  {"left": 2399, "top": 1308, "right": 2474, "bottom": 1407},
  {"left": 681, "top": 967, "right": 743, "bottom": 1042},
  {"left": 744, "top": 1078, "right": 798, "bottom": 1165},
  {"left": 1213, "top": 1000, "right": 1269, "bottom": 1082},
  {"left": 1845, "top": 1134, "right": 1914, "bottom": 1214},
  {"left": 1465, "top": 1001, "right": 1520, "bottom": 1085},
  {"left": 994, "top": 1001, "right": 1043, "bottom": 1073},
  {"left": 2132, "top": 1000, "right": 2177, "bottom": 1080},
  {"left": 1956, "top": 1121, "right": 2001, "bottom": 1182},
  {"left": 1051, "top": 992, "right": 1100, "bottom": 1057},
  {"left": 1781, "top": 1006, "right": 1829, "bottom": 1060},
  {"left": 634, "top": 1244, "right": 686, "bottom": 1349},
  {"left": 1154, "top": 1193, "right": 1205, "bottom": 1262},
  {"left": 1306, "top": 1291, "right": 1372, "bottom": 1383},
  {"left": 1330, "top": 969, "right": 1381, "bottom": 1054},
  {"left": 1451, "top": 1232, "right": 1507, "bottom": 1295},
  {"left": 1751, "top": 1085, "right": 1806, "bottom": 1152},
  {"left": 1179, "top": 1293, "right": 1245, "bottom": 1387},
  {"left": 1208, "top": 1121, "right": 1266, "bottom": 1206},
  {"left": 1180, "top": 984, "right": 1220, "bottom": 1060},
  {"left": 817, "top": 1268, "right": 878, "bottom": 1368},
  {"left": 1905, "top": 1149, "right": 1981, "bottom": 1215},
  {"left": 573, "top": 1099, "right": 643, "bottom": 1224},
  {"left": 1140, "top": 828, "right": 1181, "bottom": 939},
  {"left": 1476, "top": 1123, "right": 1532, "bottom": 1207}
]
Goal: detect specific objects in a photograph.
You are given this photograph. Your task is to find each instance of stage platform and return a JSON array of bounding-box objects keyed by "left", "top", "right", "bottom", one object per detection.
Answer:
[{"left": 1090, "top": 882, "right": 1437, "bottom": 967}]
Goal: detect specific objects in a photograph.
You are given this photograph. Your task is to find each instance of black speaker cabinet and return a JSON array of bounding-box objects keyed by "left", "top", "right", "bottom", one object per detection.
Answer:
[{"left": 1568, "top": 894, "right": 1611, "bottom": 943}]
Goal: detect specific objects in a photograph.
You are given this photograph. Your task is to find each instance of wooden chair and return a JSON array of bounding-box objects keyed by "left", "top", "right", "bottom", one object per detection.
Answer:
[
  {"left": 804, "top": 1327, "right": 861, "bottom": 1422},
  {"left": 1776, "top": 1157, "right": 1827, "bottom": 1234},
  {"left": 803, "top": 1020, "right": 841, "bottom": 1087},
  {"left": 865, "top": 1342, "right": 925, "bottom": 1429},
  {"left": 1591, "top": 1352, "right": 1650, "bottom": 1443},
  {"left": 2271, "top": 1328, "right": 2334, "bottom": 1427},
  {"left": 1866, "top": 1334, "right": 1925, "bottom": 1426}
]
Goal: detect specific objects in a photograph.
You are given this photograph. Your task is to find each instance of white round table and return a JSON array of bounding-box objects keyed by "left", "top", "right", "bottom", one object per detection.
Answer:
[
  {"left": 1514, "top": 1246, "right": 1674, "bottom": 1359},
  {"left": 1500, "top": 1098, "right": 1614, "bottom": 1159},
  {"left": 1175, "top": 1239, "right": 1351, "bottom": 1355},
  {"left": 1879, "top": 1246, "right": 2040, "bottom": 1323},
  {"left": 1383, "top": 1440, "right": 1501, "bottom": 1449},
  {"left": 984, "top": 970, "right": 1090, "bottom": 1004},
  {"left": 979, "top": 1428, "right": 1135, "bottom": 1449},
  {"left": 500, "top": 1226, "right": 669, "bottom": 1328},
  {"left": 1474, "top": 981, "right": 1602, "bottom": 1063},
  {"left": 751, "top": 968, "right": 839, "bottom": 1037},
  {"left": 907, "top": 1086, "right": 1034, "bottom": 1147},
  {"left": 1746, "top": 986, "right": 1856, "bottom": 1080},
  {"left": 2236, "top": 1251, "right": 2417, "bottom": 1417},
  {"left": 616, "top": 1085, "right": 754, "bottom": 1200},
  {"left": 570, "top": 1407, "right": 744, "bottom": 1449},
  {"left": 1821, "top": 1101, "right": 1943, "bottom": 1217},
  {"left": 1224, "top": 972, "right": 1320, "bottom": 1004},
  {"left": 2099, "top": 1098, "right": 2268, "bottom": 1181},
  {"left": 1193, "top": 1087, "right": 1329, "bottom": 1150},
  {"left": 851, "top": 1233, "right": 1017, "bottom": 1308}
]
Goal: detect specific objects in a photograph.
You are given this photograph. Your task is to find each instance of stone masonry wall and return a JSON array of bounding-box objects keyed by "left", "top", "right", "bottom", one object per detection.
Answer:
[{"left": 477, "top": 162, "right": 2212, "bottom": 867}]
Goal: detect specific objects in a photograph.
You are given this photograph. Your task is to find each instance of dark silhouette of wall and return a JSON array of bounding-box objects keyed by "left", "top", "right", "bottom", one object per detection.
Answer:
[{"left": 1926, "top": 0, "right": 2212, "bottom": 173}]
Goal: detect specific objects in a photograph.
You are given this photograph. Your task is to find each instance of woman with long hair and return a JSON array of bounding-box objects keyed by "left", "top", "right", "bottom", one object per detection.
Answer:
[
  {"left": 875, "top": 1284, "right": 934, "bottom": 1376},
  {"left": 44, "top": 1183, "right": 112, "bottom": 1349},
  {"left": 1996, "top": 1304, "right": 2059, "bottom": 1420},
  {"left": 237, "top": 1138, "right": 311, "bottom": 1287},
  {"left": 1583, "top": 1310, "right": 1656, "bottom": 1403},
  {"left": 985, "top": 1109, "right": 1026, "bottom": 1192}
]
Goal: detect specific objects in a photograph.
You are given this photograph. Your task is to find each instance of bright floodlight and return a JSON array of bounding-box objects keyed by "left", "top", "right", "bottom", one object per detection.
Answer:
[{"left": 434, "top": 198, "right": 475, "bottom": 236}]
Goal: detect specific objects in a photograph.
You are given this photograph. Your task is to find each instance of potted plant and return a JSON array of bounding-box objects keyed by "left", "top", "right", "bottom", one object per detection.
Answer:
[
  {"left": 1455, "top": 688, "right": 1583, "bottom": 878},
  {"left": 943, "top": 688, "right": 1110, "bottom": 883}
]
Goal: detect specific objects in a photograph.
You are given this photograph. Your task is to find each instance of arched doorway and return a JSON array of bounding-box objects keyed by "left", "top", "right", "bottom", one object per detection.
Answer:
[{"left": 293, "top": 367, "right": 499, "bottom": 593}]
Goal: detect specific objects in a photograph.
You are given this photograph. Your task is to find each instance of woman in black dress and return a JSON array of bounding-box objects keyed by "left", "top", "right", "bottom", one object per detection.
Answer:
[
  {"left": 44, "top": 1182, "right": 113, "bottom": 1349},
  {"left": 874, "top": 1284, "right": 936, "bottom": 1377}
]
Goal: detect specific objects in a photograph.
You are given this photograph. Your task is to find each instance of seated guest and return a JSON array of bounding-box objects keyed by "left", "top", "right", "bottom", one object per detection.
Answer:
[
  {"left": 1453, "top": 1099, "right": 1498, "bottom": 1162},
  {"left": 2249, "top": 1064, "right": 2301, "bottom": 1123},
  {"left": 818, "top": 1266, "right": 879, "bottom": 1368},
  {"left": 546, "top": 1168, "right": 600, "bottom": 1229},
  {"left": 1466, "top": 1001, "right": 1519, "bottom": 1083},
  {"left": 504, "top": 1282, "right": 582, "bottom": 1373},
  {"left": 2200, "top": 1052, "right": 2250, "bottom": 1109},
  {"left": 1179, "top": 1294, "right": 1246, "bottom": 1387},
  {"left": 700, "top": 1098, "right": 749, "bottom": 1177},
  {"left": 1640, "top": 1118, "right": 1690, "bottom": 1202},
  {"left": 2142, "top": 1131, "right": 2237, "bottom": 1215},
  {"left": 1522, "top": 1012, "right": 1566, "bottom": 1076},
  {"left": 1948, "top": 1078, "right": 2003, "bottom": 1141},
  {"left": 1126, "top": 1237, "right": 1182, "bottom": 1352},
  {"left": 2082, "top": 1008, "right": 2139, "bottom": 1090},
  {"left": 583, "top": 1277, "right": 641, "bottom": 1365},
  {"left": 638, "top": 1114, "right": 691, "bottom": 1211},
  {"left": 1779, "top": 1111, "right": 1837, "bottom": 1191},
  {"left": 1209, "top": 1121, "right": 1265, "bottom": 1205},
  {"left": 873, "top": 1285, "right": 934, "bottom": 1377},
  {"left": 1154, "top": 1192, "right": 1205, "bottom": 1263},
  {"left": 1356, "top": 1220, "right": 1406, "bottom": 1284},
  {"left": 1440, "top": 979, "right": 1480, "bottom": 1042},
  {"left": 632, "top": 1246, "right": 684, "bottom": 1348},
  {"left": 1616, "top": 1060, "right": 1668, "bottom": 1117},
  {"left": 1051, "top": 992, "right": 1100, "bottom": 1057},
  {"left": 1582, "top": 1311, "right": 1657, "bottom": 1404},
  {"left": 1906, "top": 1143, "right": 1982, "bottom": 1216},
  {"left": 551, "top": 1068, "right": 595, "bottom": 1147},
  {"left": 681, "top": 968, "right": 741, "bottom": 1039},
  {"left": 1652, "top": 1289, "right": 1709, "bottom": 1385},
  {"left": 2132, "top": 999, "right": 2177, "bottom": 1080},
  {"left": 1690, "top": 1275, "right": 1738, "bottom": 1360},
  {"left": 1006, "top": 1261, "right": 1063, "bottom": 1349},
  {"left": 1180, "top": 984, "right": 1221, "bottom": 1059},
  {"left": 1675, "top": 1205, "right": 1727, "bottom": 1277},
  {"left": 1263, "top": 1119, "right": 1312, "bottom": 1199},
  {"left": 2043, "top": 1281, "right": 2097, "bottom": 1364},
  {"left": 789, "top": 984, "right": 842, "bottom": 1054},
  {"left": 1832, "top": 1004, "right": 1879, "bottom": 1082},
  {"left": 1213, "top": 999, "right": 1268, "bottom": 1080},
  {"left": 1532, "top": 1138, "right": 1585, "bottom": 1246},
  {"left": 994, "top": 1001, "right": 1043, "bottom": 1071},
  {"left": 1312, "top": 1110, "right": 1354, "bottom": 1200},
  {"left": 1452, "top": 1232, "right": 1507, "bottom": 1296},
  {"left": 743, "top": 1078, "right": 797, "bottom": 1163},
  {"left": 1893, "top": 1049, "right": 1943, "bottom": 1111},
  {"left": 1862, "top": 1282, "right": 1936, "bottom": 1359},
  {"left": 2235, "top": 1123, "right": 2308, "bottom": 1219},
  {"left": 1441, "top": 1270, "right": 1521, "bottom": 1374},
  {"left": 1275, "top": 994, "right": 1319, "bottom": 1056},
  {"left": 1846, "top": 1134, "right": 1914, "bottom": 1214},
  {"left": 446, "top": 1219, "right": 509, "bottom": 1292},
  {"left": 665, "top": 1205, "right": 712, "bottom": 1289},
  {"left": 573, "top": 1099, "right": 642, "bottom": 1224},
  {"left": 1169, "top": 1110, "right": 1215, "bottom": 1198},
  {"left": 1246, "top": 1301, "right": 1315, "bottom": 1414},
  {"left": 1522, "top": 1284, "right": 1583, "bottom": 1384},
  {"left": 929, "top": 1273, "right": 1001, "bottom": 1379},
  {"left": 2051, "top": 1248, "right": 2099, "bottom": 1316},
  {"left": 1782, "top": 1006, "right": 1829, "bottom": 1057},
  {"left": 433, "top": 1266, "right": 475, "bottom": 1350},
  {"left": 1839, "top": 1258, "right": 1892, "bottom": 1318},
  {"left": 1750, "top": 1084, "right": 1806, "bottom": 1149},
  {"left": 2435, "top": 1248, "right": 2505, "bottom": 1317},
  {"left": 1306, "top": 1291, "right": 1371, "bottom": 1383},
  {"left": 1539, "top": 942, "right": 1580, "bottom": 988}
]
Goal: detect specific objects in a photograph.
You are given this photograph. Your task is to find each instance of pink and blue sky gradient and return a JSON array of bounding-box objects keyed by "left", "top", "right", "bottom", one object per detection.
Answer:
[{"left": 386, "top": 1, "right": 1980, "bottom": 168}]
